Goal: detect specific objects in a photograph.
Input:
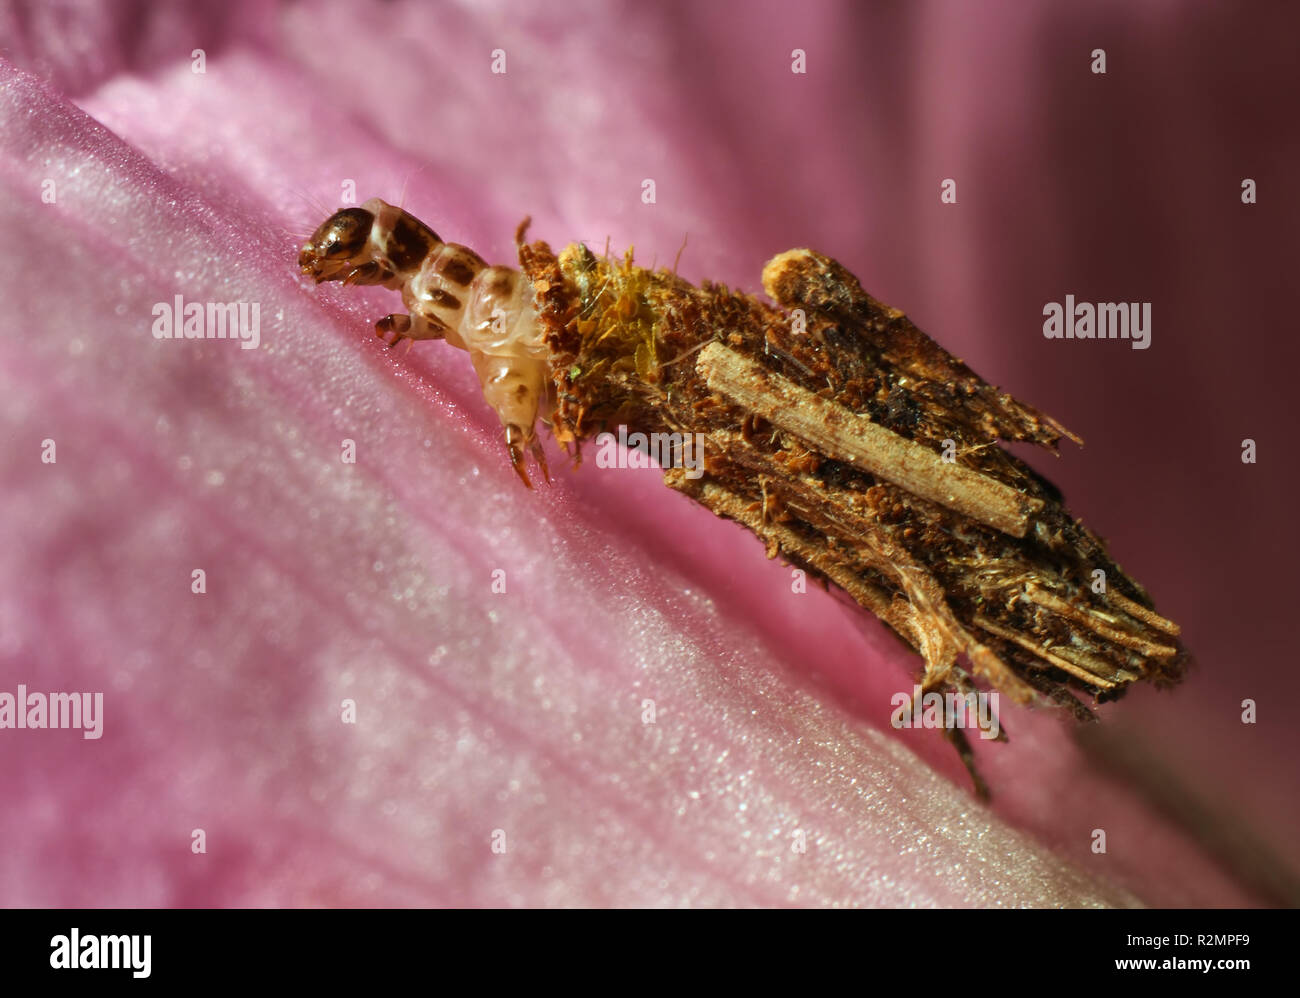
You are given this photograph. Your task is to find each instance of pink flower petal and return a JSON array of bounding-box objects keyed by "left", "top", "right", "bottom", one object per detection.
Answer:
[{"left": 1, "top": 0, "right": 1293, "bottom": 906}]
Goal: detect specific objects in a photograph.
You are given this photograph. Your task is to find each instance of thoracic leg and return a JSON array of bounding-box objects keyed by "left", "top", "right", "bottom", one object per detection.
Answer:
[
  {"left": 375, "top": 312, "right": 449, "bottom": 348},
  {"left": 471, "top": 350, "right": 549, "bottom": 488},
  {"left": 344, "top": 261, "right": 394, "bottom": 286}
]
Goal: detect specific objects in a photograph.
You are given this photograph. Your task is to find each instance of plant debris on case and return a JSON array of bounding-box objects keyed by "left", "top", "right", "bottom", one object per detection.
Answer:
[{"left": 299, "top": 200, "right": 1189, "bottom": 795}]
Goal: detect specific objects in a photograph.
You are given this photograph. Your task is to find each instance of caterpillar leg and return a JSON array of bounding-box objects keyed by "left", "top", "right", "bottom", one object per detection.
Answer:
[
  {"left": 343, "top": 261, "right": 394, "bottom": 287},
  {"left": 472, "top": 351, "right": 549, "bottom": 488},
  {"left": 504, "top": 424, "right": 543, "bottom": 488},
  {"left": 374, "top": 312, "right": 448, "bottom": 349}
]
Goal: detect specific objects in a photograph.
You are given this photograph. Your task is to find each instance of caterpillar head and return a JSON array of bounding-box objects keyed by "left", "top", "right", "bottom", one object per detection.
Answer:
[{"left": 298, "top": 207, "right": 376, "bottom": 283}]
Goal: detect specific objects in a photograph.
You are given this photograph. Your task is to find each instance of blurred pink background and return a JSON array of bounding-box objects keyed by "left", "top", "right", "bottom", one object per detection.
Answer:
[{"left": 0, "top": 0, "right": 1295, "bottom": 906}]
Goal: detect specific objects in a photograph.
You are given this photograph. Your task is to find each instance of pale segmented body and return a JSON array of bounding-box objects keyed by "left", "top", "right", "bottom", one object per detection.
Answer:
[{"left": 298, "top": 198, "right": 549, "bottom": 485}]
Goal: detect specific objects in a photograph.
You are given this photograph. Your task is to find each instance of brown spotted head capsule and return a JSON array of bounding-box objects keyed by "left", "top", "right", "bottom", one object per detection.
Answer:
[{"left": 298, "top": 207, "right": 376, "bottom": 283}]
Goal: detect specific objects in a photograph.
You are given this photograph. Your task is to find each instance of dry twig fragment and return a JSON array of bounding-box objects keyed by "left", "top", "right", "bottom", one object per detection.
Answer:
[{"left": 696, "top": 342, "right": 1043, "bottom": 537}]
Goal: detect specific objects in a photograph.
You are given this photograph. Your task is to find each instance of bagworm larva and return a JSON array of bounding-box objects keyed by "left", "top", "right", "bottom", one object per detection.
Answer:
[
  {"left": 298, "top": 198, "right": 1188, "bottom": 794},
  {"left": 298, "top": 197, "right": 550, "bottom": 485}
]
